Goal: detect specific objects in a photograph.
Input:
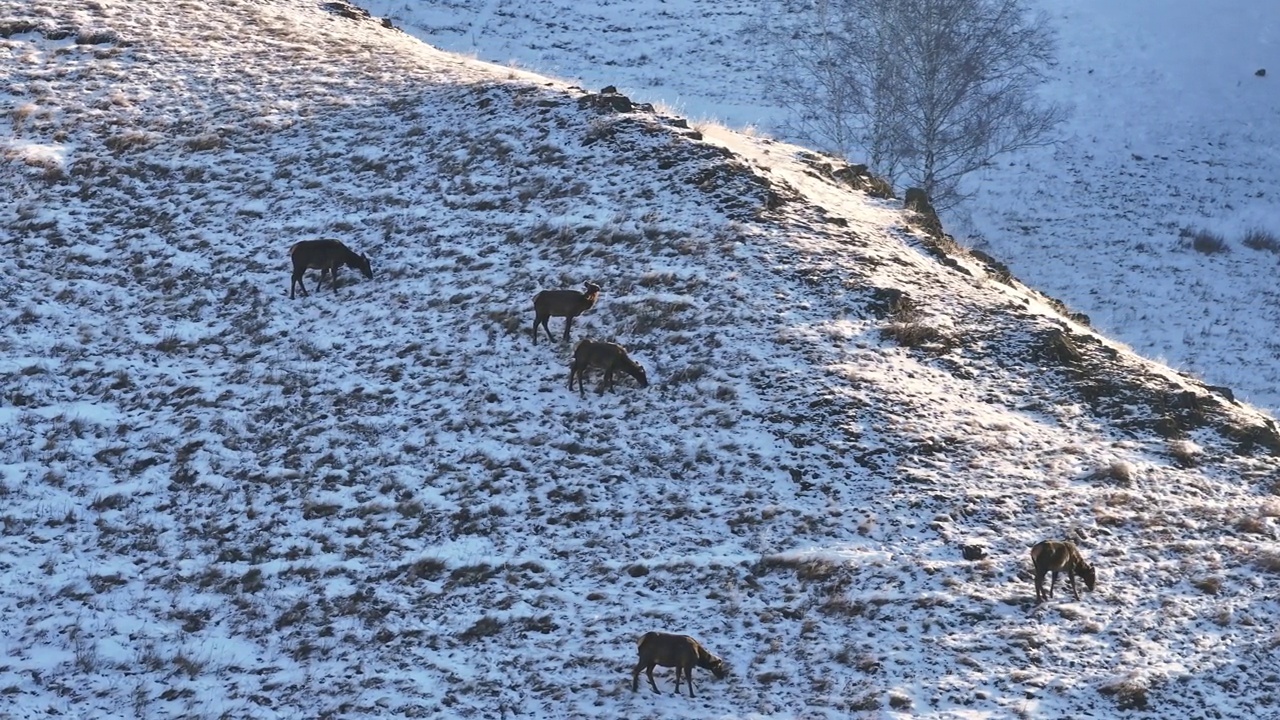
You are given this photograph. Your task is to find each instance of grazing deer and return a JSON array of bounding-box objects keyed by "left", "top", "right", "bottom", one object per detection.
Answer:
[
  {"left": 632, "top": 632, "right": 726, "bottom": 698},
  {"left": 531, "top": 281, "right": 601, "bottom": 344},
  {"left": 289, "top": 239, "right": 373, "bottom": 299},
  {"left": 568, "top": 340, "right": 648, "bottom": 396},
  {"left": 1030, "top": 540, "right": 1096, "bottom": 602}
]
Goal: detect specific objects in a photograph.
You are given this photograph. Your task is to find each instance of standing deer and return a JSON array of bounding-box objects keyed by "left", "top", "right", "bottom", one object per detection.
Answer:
[
  {"left": 289, "top": 239, "right": 373, "bottom": 299},
  {"left": 1030, "top": 540, "right": 1097, "bottom": 602},
  {"left": 632, "top": 632, "right": 726, "bottom": 698},
  {"left": 531, "top": 281, "right": 601, "bottom": 344},
  {"left": 568, "top": 340, "right": 648, "bottom": 396}
]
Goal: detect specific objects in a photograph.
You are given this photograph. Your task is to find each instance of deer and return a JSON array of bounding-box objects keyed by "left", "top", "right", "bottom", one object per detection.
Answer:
[
  {"left": 568, "top": 340, "right": 648, "bottom": 396},
  {"left": 531, "top": 281, "right": 601, "bottom": 344},
  {"left": 289, "top": 239, "right": 373, "bottom": 299},
  {"left": 1030, "top": 540, "right": 1097, "bottom": 603},
  {"left": 631, "top": 632, "right": 726, "bottom": 698}
]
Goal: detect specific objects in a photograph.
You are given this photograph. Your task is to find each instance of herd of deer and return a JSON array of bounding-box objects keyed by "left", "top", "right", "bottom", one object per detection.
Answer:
[
  {"left": 287, "top": 239, "right": 1098, "bottom": 699},
  {"left": 288, "top": 238, "right": 649, "bottom": 396}
]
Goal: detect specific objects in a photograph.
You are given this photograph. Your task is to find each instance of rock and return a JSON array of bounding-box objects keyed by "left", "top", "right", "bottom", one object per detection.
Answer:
[
  {"left": 867, "top": 287, "right": 908, "bottom": 318},
  {"left": 578, "top": 91, "right": 633, "bottom": 114},
  {"left": 904, "top": 187, "right": 944, "bottom": 238},
  {"left": 862, "top": 175, "right": 895, "bottom": 199},
  {"left": 1256, "top": 68, "right": 1266, "bottom": 77},
  {"left": 1204, "top": 385, "right": 1235, "bottom": 402},
  {"left": 968, "top": 247, "right": 1013, "bottom": 285},
  {"left": 1041, "top": 328, "right": 1083, "bottom": 366},
  {"left": 322, "top": 1, "right": 371, "bottom": 21},
  {"left": 904, "top": 187, "right": 933, "bottom": 214}
]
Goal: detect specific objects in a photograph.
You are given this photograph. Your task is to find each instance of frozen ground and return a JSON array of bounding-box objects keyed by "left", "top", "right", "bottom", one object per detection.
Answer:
[
  {"left": 367, "top": 0, "right": 1280, "bottom": 416},
  {"left": 2, "top": 0, "right": 1279, "bottom": 718}
]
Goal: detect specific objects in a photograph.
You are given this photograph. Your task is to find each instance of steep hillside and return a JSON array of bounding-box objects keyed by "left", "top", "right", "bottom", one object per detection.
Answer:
[
  {"left": 2, "top": 1, "right": 1280, "bottom": 718},
  {"left": 367, "top": 0, "right": 1280, "bottom": 417}
]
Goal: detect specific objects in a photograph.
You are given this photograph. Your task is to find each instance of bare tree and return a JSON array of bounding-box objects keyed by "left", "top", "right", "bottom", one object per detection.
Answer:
[
  {"left": 759, "top": 0, "right": 863, "bottom": 159},
  {"left": 756, "top": 0, "right": 1066, "bottom": 209}
]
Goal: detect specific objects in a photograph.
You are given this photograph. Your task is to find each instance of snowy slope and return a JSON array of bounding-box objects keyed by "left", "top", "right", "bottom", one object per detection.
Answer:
[
  {"left": 366, "top": 0, "right": 1280, "bottom": 417},
  {"left": 2, "top": 1, "right": 1280, "bottom": 718}
]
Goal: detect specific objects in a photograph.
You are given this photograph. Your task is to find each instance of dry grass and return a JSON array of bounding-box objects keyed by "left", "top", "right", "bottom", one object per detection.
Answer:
[
  {"left": 1098, "top": 671, "right": 1151, "bottom": 710},
  {"left": 105, "top": 130, "right": 157, "bottom": 153},
  {"left": 1181, "top": 226, "right": 1230, "bottom": 254},
  {"left": 1254, "top": 550, "right": 1280, "bottom": 574},
  {"left": 888, "top": 690, "right": 913, "bottom": 710},
  {"left": 1241, "top": 227, "right": 1280, "bottom": 254},
  {"left": 76, "top": 28, "right": 120, "bottom": 45},
  {"left": 880, "top": 303, "right": 953, "bottom": 350},
  {"left": 758, "top": 554, "right": 848, "bottom": 585},
  {"left": 11, "top": 103, "right": 39, "bottom": 124},
  {"left": 1168, "top": 439, "right": 1203, "bottom": 466},
  {"left": 876, "top": 295, "right": 956, "bottom": 350},
  {"left": 1088, "top": 459, "right": 1137, "bottom": 485},
  {"left": 881, "top": 319, "right": 949, "bottom": 348},
  {"left": 184, "top": 132, "right": 223, "bottom": 151},
  {"left": 1192, "top": 576, "right": 1222, "bottom": 595},
  {"left": 458, "top": 615, "right": 503, "bottom": 642}
]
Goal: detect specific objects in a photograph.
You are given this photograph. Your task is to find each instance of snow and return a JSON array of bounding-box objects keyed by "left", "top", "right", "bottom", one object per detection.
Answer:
[
  {"left": 1, "top": 0, "right": 1278, "bottom": 718},
  {"left": 368, "top": 0, "right": 1280, "bottom": 417}
]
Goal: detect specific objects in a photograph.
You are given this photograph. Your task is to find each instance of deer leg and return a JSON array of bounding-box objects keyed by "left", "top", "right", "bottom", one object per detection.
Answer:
[
  {"left": 672, "top": 666, "right": 682, "bottom": 696},
  {"left": 1034, "top": 571, "right": 1046, "bottom": 603},
  {"left": 645, "top": 664, "right": 659, "bottom": 693},
  {"left": 1048, "top": 570, "right": 1059, "bottom": 598},
  {"left": 631, "top": 662, "right": 643, "bottom": 692},
  {"left": 562, "top": 316, "right": 573, "bottom": 343},
  {"left": 578, "top": 366, "right": 590, "bottom": 397},
  {"left": 330, "top": 266, "right": 340, "bottom": 292},
  {"left": 291, "top": 270, "right": 307, "bottom": 299},
  {"left": 598, "top": 366, "right": 612, "bottom": 395},
  {"left": 686, "top": 666, "right": 696, "bottom": 698},
  {"left": 1068, "top": 571, "right": 1081, "bottom": 601}
]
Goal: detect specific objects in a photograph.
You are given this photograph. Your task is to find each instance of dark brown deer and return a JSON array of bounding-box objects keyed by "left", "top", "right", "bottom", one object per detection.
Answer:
[
  {"left": 1030, "top": 540, "right": 1096, "bottom": 602},
  {"left": 568, "top": 340, "right": 648, "bottom": 396},
  {"left": 632, "top": 632, "right": 726, "bottom": 698},
  {"left": 289, "top": 239, "right": 373, "bottom": 299},
  {"left": 531, "top": 281, "right": 601, "bottom": 344}
]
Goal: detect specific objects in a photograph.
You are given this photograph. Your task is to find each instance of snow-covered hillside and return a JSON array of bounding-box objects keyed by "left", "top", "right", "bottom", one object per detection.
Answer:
[
  {"left": 2, "top": 1, "right": 1280, "bottom": 718},
  {"left": 367, "top": 0, "right": 1280, "bottom": 418}
]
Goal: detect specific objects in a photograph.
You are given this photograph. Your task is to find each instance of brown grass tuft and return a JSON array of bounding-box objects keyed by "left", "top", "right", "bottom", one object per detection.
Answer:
[
  {"left": 1241, "top": 227, "right": 1280, "bottom": 254},
  {"left": 105, "top": 131, "right": 157, "bottom": 153},
  {"left": 184, "top": 133, "right": 223, "bottom": 152},
  {"left": 1098, "top": 672, "right": 1150, "bottom": 710},
  {"left": 1181, "top": 226, "right": 1230, "bottom": 254}
]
